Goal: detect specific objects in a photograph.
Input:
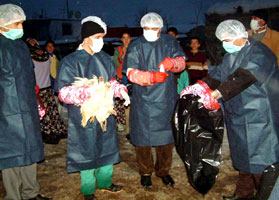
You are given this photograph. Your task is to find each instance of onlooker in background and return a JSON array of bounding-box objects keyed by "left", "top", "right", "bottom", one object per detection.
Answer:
[
  {"left": 45, "top": 40, "right": 59, "bottom": 89},
  {"left": 114, "top": 30, "right": 131, "bottom": 80},
  {"left": 0, "top": 4, "right": 51, "bottom": 200},
  {"left": 123, "top": 12, "right": 186, "bottom": 188},
  {"left": 45, "top": 39, "right": 68, "bottom": 124},
  {"left": 167, "top": 27, "right": 178, "bottom": 39},
  {"left": 186, "top": 37, "right": 207, "bottom": 84},
  {"left": 248, "top": 8, "right": 279, "bottom": 65},
  {"left": 201, "top": 19, "right": 279, "bottom": 200},
  {"left": 55, "top": 16, "right": 129, "bottom": 199},
  {"left": 113, "top": 30, "right": 132, "bottom": 132},
  {"left": 26, "top": 37, "right": 67, "bottom": 144}
]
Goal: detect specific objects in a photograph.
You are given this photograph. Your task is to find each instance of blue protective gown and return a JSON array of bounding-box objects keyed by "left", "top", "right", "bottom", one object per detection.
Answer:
[
  {"left": 0, "top": 35, "right": 44, "bottom": 170},
  {"left": 55, "top": 49, "right": 120, "bottom": 173},
  {"left": 123, "top": 34, "right": 185, "bottom": 146},
  {"left": 209, "top": 40, "right": 279, "bottom": 174}
]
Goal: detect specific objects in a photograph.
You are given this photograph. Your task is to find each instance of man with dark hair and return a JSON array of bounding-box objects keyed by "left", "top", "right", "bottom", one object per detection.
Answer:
[
  {"left": 248, "top": 8, "right": 279, "bottom": 65},
  {"left": 167, "top": 27, "right": 178, "bottom": 39},
  {"left": 186, "top": 37, "right": 207, "bottom": 84}
]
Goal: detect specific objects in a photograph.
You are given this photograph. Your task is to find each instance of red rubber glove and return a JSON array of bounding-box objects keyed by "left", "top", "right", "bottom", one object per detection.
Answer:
[
  {"left": 127, "top": 69, "right": 169, "bottom": 86},
  {"left": 151, "top": 71, "right": 169, "bottom": 83},
  {"left": 180, "top": 80, "right": 220, "bottom": 110},
  {"left": 201, "top": 88, "right": 221, "bottom": 110},
  {"left": 160, "top": 57, "right": 174, "bottom": 71},
  {"left": 159, "top": 57, "right": 186, "bottom": 72}
]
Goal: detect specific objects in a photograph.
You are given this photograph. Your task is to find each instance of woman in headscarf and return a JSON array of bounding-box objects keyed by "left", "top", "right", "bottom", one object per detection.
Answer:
[{"left": 26, "top": 37, "right": 67, "bottom": 144}]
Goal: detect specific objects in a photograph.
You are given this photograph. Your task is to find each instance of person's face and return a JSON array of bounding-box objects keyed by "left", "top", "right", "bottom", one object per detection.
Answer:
[
  {"left": 46, "top": 43, "right": 55, "bottom": 54},
  {"left": 121, "top": 33, "right": 131, "bottom": 47},
  {"left": 143, "top": 27, "right": 161, "bottom": 37},
  {"left": 0, "top": 20, "right": 24, "bottom": 32},
  {"left": 190, "top": 39, "right": 200, "bottom": 51},
  {"left": 168, "top": 31, "right": 177, "bottom": 38},
  {"left": 251, "top": 16, "right": 265, "bottom": 26},
  {"left": 86, "top": 32, "right": 105, "bottom": 45},
  {"left": 223, "top": 38, "right": 245, "bottom": 46}
]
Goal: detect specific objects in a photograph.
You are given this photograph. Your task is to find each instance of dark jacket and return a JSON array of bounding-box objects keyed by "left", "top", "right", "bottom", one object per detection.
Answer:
[
  {"left": 0, "top": 35, "right": 44, "bottom": 170},
  {"left": 123, "top": 34, "right": 185, "bottom": 146},
  {"left": 55, "top": 49, "right": 120, "bottom": 173},
  {"left": 207, "top": 40, "right": 279, "bottom": 174}
]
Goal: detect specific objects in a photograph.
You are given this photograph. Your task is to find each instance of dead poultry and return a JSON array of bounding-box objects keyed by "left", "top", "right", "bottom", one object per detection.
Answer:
[{"left": 72, "top": 75, "right": 116, "bottom": 131}]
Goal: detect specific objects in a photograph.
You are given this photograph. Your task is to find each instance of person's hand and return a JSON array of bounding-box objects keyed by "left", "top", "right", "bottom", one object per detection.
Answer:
[
  {"left": 199, "top": 88, "right": 220, "bottom": 110},
  {"left": 159, "top": 57, "right": 174, "bottom": 71},
  {"left": 151, "top": 71, "right": 169, "bottom": 83},
  {"left": 211, "top": 90, "right": 219, "bottom": 99},
  {"left": 180, "top": 80, "right": 220, "bottom": 110},
  {"left": 180, "top": 80, "right": 208, "bottom": 98},
  {"left": 120, "top": 89, "right": 130, "bottom": 106}
]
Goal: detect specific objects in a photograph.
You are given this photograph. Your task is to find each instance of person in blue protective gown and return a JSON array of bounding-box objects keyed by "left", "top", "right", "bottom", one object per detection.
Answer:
[
  {"left": 122, "top": 12, "right": 187, "bottom": 188},
  {"left": 200, "top": 19, "right": 279, "bottom": 200},
  {"left": 55, "top": 16, "right": 130, "bottom": 200},
  {"left": 0, "top": 4, "right": 51, "bottom": 200}
]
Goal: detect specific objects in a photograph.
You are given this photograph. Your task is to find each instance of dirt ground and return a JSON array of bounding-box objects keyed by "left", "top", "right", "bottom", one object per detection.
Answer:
[{"left": 0, "top": 131, "right": 237, "bottom": 200}]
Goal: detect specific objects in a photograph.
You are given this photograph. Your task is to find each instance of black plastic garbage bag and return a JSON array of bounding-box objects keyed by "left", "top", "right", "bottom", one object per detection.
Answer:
[
  {"left": 172, "top": 94, "right": 224, "bottom": 194},
  {"left": 256, "top": 163, "right": 279, "bottom": 200}
]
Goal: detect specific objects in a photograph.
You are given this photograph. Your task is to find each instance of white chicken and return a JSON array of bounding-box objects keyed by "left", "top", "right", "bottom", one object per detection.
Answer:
[{"left": 72, "top": 75, "right": 116, "bottom": 132}]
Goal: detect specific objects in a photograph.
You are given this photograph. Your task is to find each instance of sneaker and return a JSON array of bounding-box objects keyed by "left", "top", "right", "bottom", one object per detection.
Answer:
[{"left": 100, "top": 183, "right": 122, "bottom": 193}]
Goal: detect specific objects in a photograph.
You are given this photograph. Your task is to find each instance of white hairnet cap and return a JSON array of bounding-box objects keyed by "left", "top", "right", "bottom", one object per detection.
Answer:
[
  {"left": 0, "top": 4, "right": 26, "bottom": 26},
  {"left": 215, "top": 19, "right": 248, "bottom": 41},
  {"left": 140, "top": 12, "right": 163, "bottom": 28},
  {"left": 81, "top": 16, "right": 107, "bottom": 34}
]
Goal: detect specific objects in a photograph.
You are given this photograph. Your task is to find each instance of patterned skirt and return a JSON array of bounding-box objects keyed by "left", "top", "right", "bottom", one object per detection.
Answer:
[
  {"left": 39, "top": 87, "right": 67, "bottom": 144},
  {"left": 114, "top": 78, "right": 126, "bottom": 125}
]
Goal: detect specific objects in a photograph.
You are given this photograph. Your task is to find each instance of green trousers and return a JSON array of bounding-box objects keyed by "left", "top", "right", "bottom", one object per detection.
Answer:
[{"left": 80, "top": 165, "right": 113, "bottom": 195}]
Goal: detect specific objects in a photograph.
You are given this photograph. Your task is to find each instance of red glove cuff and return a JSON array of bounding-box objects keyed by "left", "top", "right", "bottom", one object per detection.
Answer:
[
  {"left": 169, "top": 57, "right": 186, "bottom": 73},
  {"left": 127, "top": 69, "right": 155, "bottom": 86}
]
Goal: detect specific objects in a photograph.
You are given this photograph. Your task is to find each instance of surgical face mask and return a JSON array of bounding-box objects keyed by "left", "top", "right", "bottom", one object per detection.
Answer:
[
  {"left": 222, "top": 40, "right": 243, "bottom": 54},
  {"left": 250, "top": 19, "right": 261, "bottom": 31},
  {"left": 143, "top": 29, "right": 159, "bottom": 42},
  {"left": 0, "top": 26, "right": 24, "bottom": 40},
  {"left": 89, "top": 37, "right": 104, "bottom": 53}
]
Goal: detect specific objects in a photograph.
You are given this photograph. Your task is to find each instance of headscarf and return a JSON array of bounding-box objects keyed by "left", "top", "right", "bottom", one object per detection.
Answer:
[{"left": 26, "top": 37, "right": 49, "bottom": 62}]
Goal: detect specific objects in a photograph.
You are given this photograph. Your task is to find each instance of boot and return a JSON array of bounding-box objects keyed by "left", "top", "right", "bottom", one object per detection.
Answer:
[
  {"left": 157, "top": 175, "right": 175, "bottom": 187},
  {"left": 141, "top": 175, "right": 152, "bottom": 188}
]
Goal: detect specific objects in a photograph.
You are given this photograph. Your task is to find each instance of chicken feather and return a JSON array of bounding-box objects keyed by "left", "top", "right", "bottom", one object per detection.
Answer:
[{"left": 72, "top": 75, "right": 116, "bottom": 131}]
